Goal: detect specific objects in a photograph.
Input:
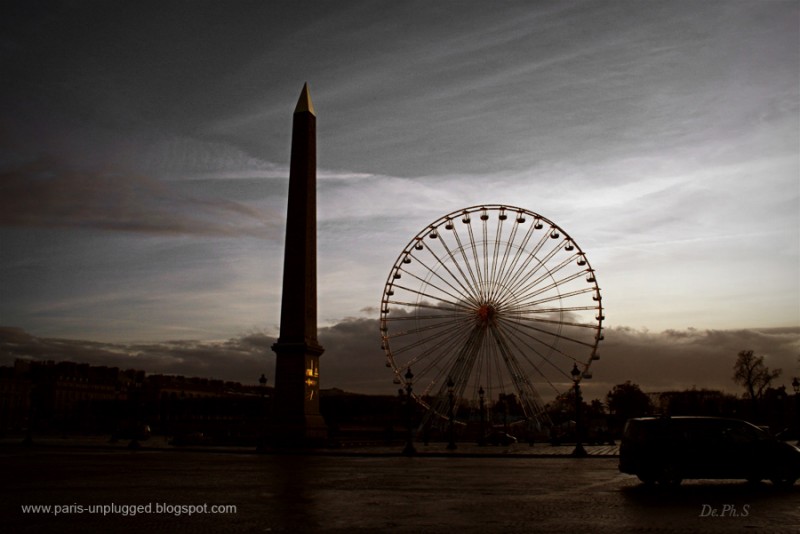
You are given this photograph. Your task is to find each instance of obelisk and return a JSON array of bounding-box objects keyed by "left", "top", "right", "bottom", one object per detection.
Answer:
[{"left": 271, "top": 83, "right": 327, "bottom": 446}]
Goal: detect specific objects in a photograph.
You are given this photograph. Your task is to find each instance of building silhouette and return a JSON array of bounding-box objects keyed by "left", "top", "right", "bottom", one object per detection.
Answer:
[{"left": 0, "top": 358, "right": 408, "bottom": 446}]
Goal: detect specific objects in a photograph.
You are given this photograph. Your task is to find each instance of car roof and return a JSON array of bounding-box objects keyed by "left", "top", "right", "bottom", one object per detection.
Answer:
[{"left": 629, "top": 416, "right": 743, "bottom": 422}]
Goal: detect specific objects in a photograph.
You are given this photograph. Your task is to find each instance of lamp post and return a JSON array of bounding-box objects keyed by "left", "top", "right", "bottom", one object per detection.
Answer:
[
  {"left": 792, "top": 377, "right": 799, "bottom": 446},
  {"left": 571, "top": 363, "right": 587, "bottom": 457},
  {"left": 402, "top": 368, "right": 417, "bottom": 455},
  {"left": 478, "top": 386, "right": 486, "bottom": 446},
  {"left": 259, "top": 373, "right": 268, "bottom": 396},
  {"left": 128, "top": 373, "right": 143, "bottom": 450},
  {"left": 23, "top": 382, "right": 36, "bottom": 447},
  {"left": 447, "top": 377, "right": 457, "bottom": 450},
  {"left": 255, "top": 373, "right": 269, "bottom": 451}
]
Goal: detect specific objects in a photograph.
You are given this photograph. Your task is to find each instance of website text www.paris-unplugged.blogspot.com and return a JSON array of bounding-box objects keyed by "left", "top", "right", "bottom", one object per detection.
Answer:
[{"left": 21, "top": 502, "right": 237, "bottom": 517}]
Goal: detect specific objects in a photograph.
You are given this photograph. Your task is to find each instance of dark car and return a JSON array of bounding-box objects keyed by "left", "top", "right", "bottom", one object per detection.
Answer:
[
  {"left": 619, "top": 416, "right": 800, "bottom": 487},
  {"left": 487, "top": 431, "right": 518, "bottom": 446}
]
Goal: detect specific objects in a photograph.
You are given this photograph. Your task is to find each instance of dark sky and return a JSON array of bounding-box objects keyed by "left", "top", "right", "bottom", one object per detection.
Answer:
[{"left": 1, "top": 1, "right": 797, "bottom": 396}]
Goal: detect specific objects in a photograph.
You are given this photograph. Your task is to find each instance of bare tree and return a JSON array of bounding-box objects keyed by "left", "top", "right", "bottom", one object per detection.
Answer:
[{"left": 733, "top": 350, "right": 782, "bottom": 418}]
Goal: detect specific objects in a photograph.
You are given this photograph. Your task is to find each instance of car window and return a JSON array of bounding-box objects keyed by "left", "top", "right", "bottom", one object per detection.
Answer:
[
  {"left": 681, "top": 420, "right": 722, "bottom": 443},
  {"left": 723, "top": 421, "right": 764, "bottom": 444}
]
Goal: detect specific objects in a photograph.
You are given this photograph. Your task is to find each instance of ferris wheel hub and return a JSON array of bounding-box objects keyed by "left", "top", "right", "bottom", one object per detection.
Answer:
[{"left": 476, "top": 303, "right": 497, "bottom": 326}]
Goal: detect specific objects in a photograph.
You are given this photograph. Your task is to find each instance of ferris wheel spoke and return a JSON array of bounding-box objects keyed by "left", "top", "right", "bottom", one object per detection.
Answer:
[
  {"left": 505, "top": 239, "right": 571, "bottom": 298},
  {"left": 489, "top": 208, "right": 516, "bottom": 300},
  {"left": 492, "top": 219, "right": 537, "bottom": 299},
  {"left": 512, "top": 253, "right": 583, "bottom": 299},
  {"left": 498, "top": 324, "right": 574, "bottom": 368},
  {"left": 384, "top": 317, "right": 476, "bottom": 344},
  {"left": 494, "top": 322, "right": 576, "bottom": 391},
  {"left": 486, "top": 220, "right": 521, "bottom": 303},
  {"left": 515, "top": 305, "right": 601, "bottom": 315},
  {"left": 387, "top": 315, "right": 473, "bottom": 347},
  {"left": 500, "top": 231, "right": 553, "bottom": 296},
  {"left": 384, "top": 320, "right": 476, "bottom": 352},
  {"left": 398, "top": 263, "right": 479, "bottom": 309},
  {"left": 474, "top": 320, "right": 502, "bottom": 399},
  {"left": 426, "top": 325, "right": 485, "bottom": 418},
  {"left": 514, "top": 270, "right": 592, "bottom": 305},
  {"left": 398, "top": 336, "right": 474, "bottom": 402},
  {"left": 445, "top": 221, "right": 484, "bottom": 302},
  {"left": 472, "top": 336, "right": 486, "bottom": 399},
  {"left": 384, "top": 313, "right": 469, "bottom": 324},
  {"left": 455, "top": 328, "right": 485, "bottom": 390},
  {"left": 484, "top": 329, "right": 507, "bottom": 408},
  {"left": 487, "top": 324, "right": 549, "bottom": 420},
  {"left": 444, "top": 326, "right": 484, "bottom": 397},
  {"left": 417, "top": 240, "right": 482, "bottom": 307},
  {"left": 502, "top": 317, "right": 598, "bottom": 351},
  {"left": 523, "top": 251, "right": 582, "bottom": 292},
  {"left": 407, "top": 324, "right": 474, "bottom": 387},
  {"left": 434, "top": 227, "right": 484, "bottom": 304},
  {"left": 516, "top": 315, "right": 601, "bottom": 331},
  {"left": 384, "top": 293, "right": 473, "bottom": 313},
  {"left": 494, "top": 342, "right": 559, "bottom": 404},
  {"left": 464, "top": 216, "right": 488, "bottom": 301},
  {"left": 481, "top": 212, "right": 491, "bottom": 295},
  {"left": 508, "top": 287, "right": 595, "bottom": 309}
]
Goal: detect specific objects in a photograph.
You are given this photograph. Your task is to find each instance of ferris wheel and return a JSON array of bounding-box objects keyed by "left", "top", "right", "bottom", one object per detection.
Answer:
[{"left": 380, "top": 205, "right": 604, "bottom": 435}]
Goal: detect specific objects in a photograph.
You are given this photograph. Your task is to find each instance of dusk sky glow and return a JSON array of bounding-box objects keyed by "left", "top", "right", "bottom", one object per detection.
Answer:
[{"left": 1, "top": 1, "right": 798, "bottom": 398}]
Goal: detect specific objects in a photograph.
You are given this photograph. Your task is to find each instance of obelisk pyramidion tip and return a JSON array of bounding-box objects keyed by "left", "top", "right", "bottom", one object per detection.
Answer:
[{"left": 294, "top": 83, "right": 316, "bottom": 116}]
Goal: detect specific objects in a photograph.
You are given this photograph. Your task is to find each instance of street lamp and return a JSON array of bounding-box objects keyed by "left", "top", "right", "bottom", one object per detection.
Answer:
[
  {"left": 259, "top": 373, "right": 268, "bottom": 396},
  {"left": 447, "top": 377, "right": 457, "bottom": 450},
  {"left": 402, "top": 368, "right": 416, "bottom": 455},
  {"left": 255, "top": 373, "right": 270, "bottom": 451},
  {"left": 571, "top": 363, "right": 587, "bottom": 458},
  {"left": 478, "top": 386, "right": 486, "bottom": 446},
  {"left": 792, "top": 377, "right": 799, "bottom": 446},
  {"left": 128, "top": 373, "right": 143, "bottom": 450}
]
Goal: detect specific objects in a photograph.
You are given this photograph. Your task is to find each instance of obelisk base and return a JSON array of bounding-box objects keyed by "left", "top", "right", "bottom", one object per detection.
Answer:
[
  {"left": 268, "top": 341, "right": 328, "bottom": 448},
  {"left": 268, "top": 415, "right": 328, "bottom": 449}
]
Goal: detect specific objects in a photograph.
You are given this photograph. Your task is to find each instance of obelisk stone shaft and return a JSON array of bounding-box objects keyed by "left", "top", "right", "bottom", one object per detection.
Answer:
[
  {"left": 271, "top": 83, "right": 326, "bottom": 446},
  {"left": 278, "top": 83, "right": 320, "bottom": 347}
]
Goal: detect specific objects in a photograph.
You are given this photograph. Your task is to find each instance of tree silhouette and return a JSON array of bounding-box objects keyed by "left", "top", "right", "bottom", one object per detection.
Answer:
[
  {"left": 732, "top": 349, "right": 782, "bottom": 419},
  {"left": 606, "top": 381, "right": 652, "bottom": 424}
]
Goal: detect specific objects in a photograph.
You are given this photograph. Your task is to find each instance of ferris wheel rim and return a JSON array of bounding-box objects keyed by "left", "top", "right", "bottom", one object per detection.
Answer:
[{"left": 380, "top": 204, "right": 604, "bottom": 426}]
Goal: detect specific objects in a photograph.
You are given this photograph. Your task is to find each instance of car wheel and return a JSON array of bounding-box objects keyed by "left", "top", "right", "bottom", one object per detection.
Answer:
[
  {"left": 658, "top": 464, "right": 682, "bottom": 486},
  {"left": 637, "top": 474, "right": 656, "bottom": 486},
  {"left": 770, "top": 476, "right": 797, "bottom": 488}
]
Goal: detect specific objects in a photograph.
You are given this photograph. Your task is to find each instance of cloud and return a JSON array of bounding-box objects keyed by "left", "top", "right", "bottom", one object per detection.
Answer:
[
  {"left": 318, "top": 317, "right": 387, "bottom": 391},
  {"left": 0, "top": 326, "right": 275, "bottom": 385},
  {"left": 3, "top": 323, "right": 797, "bottom": 402},
  {"left": 0, "top": 159, "right": 280, "bottom": 238},
  {"left": 583, "top": 326, "right": 800, "bottom": 401}
]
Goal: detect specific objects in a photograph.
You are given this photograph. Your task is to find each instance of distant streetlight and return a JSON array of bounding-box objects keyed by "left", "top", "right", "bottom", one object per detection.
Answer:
[
  {"left": 478, "top": 386, "right": 486, "bottom": 446},
  {"left": 792, "top": 377, "right": 799, "bottom": 446},
  {"left": 571, "top": 363, "right": 587, "bottom": 458},
  {"left": 257, "top": 373, "right": 269, "bottom": 450},
  {"left": 128, "top": 373, "right": 144, "bottom": 450},
  {"left": 447, "top": 377, "right": 457, "bottom": 450},
  {"left": 402, "top": 368, "right": 416, "bottom": 455},
  {"left": 259, "top": 373, "right": 268, "bottom": 397}
]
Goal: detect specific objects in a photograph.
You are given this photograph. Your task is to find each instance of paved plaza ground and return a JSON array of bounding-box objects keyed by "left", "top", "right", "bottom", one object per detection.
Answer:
[{"left": 1, "top": 442, "right": 798, "bottom": 533}]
